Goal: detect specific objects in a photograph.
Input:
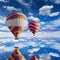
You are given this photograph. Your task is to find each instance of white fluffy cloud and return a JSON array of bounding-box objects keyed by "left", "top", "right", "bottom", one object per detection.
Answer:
[
  {"left": 0, "top": 0, "right": 8, "bottom": 2},
  {"left": 39, "top": 5, "right": 53, "bottom": 16},
  {"left": 51, "top": 18, "right": 60, "bottom": 27},
  {"left": 40, "top": 22, "right": 45, "bottom": 25},
  {"left": 3, "top": 6, "right": 21, "bottom": 11},
  {"left": 28, "top": 16, "right": 40, "bottom": 21},
  {"left": 20, "top": 30, "right": 60, "bottom": 39},
  {"left": 55, "top": 0, "right": 60, "bottom": 4},
  {"left": 49, "top": 52, "right": 60, "bottom": 57},
  {"left": 51, "top": 42, "right": 60, "bottom": 51},
  {"left": 39, "top": 53, "right": 51, "bottom": 60},
  {"left": 39, "top": 5, "right": 60, "bottom": 17},
  {"left": 39, "top": 52, "right": 60, "bottom": 60},
  {"left": 17, "top": 0, "right": 30, "bottom": 7},
  {"left": 42, "top": 0, "right": 60, "bottom": 4},
  {"left": 28, "top": 48, "right": 40, "bottom": 53},
  {"left": 0, "top": 45, "right": 14, "bottom": 53},
  {"left": 41, "top": 17, "right": 60, "bottom": 30},
  {"left": 0, "top": 16, "right": 6, "bottom": 23},
  {"left": 28, "top": 12, "right": 33, "bottom": 16},
  {"left": 49, "top": 12, "right": 60, "bottom": 17}
]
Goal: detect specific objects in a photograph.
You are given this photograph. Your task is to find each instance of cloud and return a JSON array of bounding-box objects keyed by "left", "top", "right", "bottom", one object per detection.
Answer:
[
  {"left": 0, "top": 0, "right": 8, "bottom": 2},
  {"left": 49, "top": 52, "right": 60, "bottom": 57},
  {"left": 41, "top": 17, "right": 60, "bottom": 30},
  {"left": 3, "top": 6, "right": 21, "bottom": 11},
  {"left": 55, "top": 0, "right": 60, "bottom": 4},
  {"left": 28, "top": 12, "right": 33, "bottom": 16},
  {"left": 28, "top": 16, "right": 40, "bottom": 21},
  {"left": 0, "top": 25, "right": 60, "bottom": 44},
  {"left": 39, "top": 5, "right": 60, "bottom": 17},
  {"left": 0, "top": 16, "right": 6, "bottom": 23},
  {"left": 49, "top": 12, "right": 60, "bottom": 17},
  {"left": 39, "top": 52, "right": 60, "bottom": 60},
  {"left": 42, "top": 0, "right": 60, "bottom": 4},
  {"left": 39, "top": 5, "right": 53, "bottom": 16},
  {"left": 17, "top": 0, "right": 30, "bottom": 7},
  {"left": 21, "top": 29, "right": 60, "bottom": 38},
  {"left": 40, "top": 22, "right": 45, "bottom": 25},
  {"left": 51, "top": 18, "right": 60, "bottom": 27},
  {"left": 51, "top": 42, "right": 60, "bottom": 51},
  {"left": 39, "top": 53, "right": 51, "bottom": 60},
  {"left": 0, "top": 45, "right": 14, "bottom": 53},
  {"left": 28, "top": 48, "right": 40, "bottom": 53}
]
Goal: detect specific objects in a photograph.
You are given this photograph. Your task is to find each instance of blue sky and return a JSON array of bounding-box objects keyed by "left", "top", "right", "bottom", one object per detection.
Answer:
[{"left": 0, "top": 0, "right": 60, "bottom": 60}]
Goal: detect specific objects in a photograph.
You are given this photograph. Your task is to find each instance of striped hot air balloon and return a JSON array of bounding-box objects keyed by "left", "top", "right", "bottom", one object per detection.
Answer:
[
  {"left": 8, "top": 47, "right": 26, "bottom": 60},
  {"left": 30, "top": 56, "right": 38, "bottom": 60},
  {"left": 28, "top": 21, "right": 40, "bottom": 35},
  {"left": 6, "top": 12, "right": 28, "bottom": 40}
]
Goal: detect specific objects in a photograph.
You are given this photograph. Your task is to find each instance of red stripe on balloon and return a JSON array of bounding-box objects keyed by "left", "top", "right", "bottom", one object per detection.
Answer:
[
  {"left": 29, "top": 24, "right": 39, "bottom": 29},
  {"left": 29, "top": 28, "right": 37, "bottom": 34},
  {"left": 30, "top": 21, "right": 39, "bottom": 26},
  {"left": 7, "top": 14, "right": 22, "bottom": 20},
  {"left": 29, "top": 25, "right": 38, "bottom": 30},
  {"left": 11, "top": 26, "right": 21, "bottom": 34}
]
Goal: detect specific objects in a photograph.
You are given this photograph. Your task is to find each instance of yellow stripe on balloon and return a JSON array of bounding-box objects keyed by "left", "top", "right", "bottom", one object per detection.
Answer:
[
  {"left": 7, "top": 12, "right": 27, "bottom": 20},
  {"left": 13, "top": 18, "right": 26, "bottom": 20}
]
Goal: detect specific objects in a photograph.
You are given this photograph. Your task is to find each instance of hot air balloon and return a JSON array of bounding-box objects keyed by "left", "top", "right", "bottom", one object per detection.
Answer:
[
  {"left": 8, "top": 47, "right": 26, "bottom": 60},
  {"left": 30, "top": 56, "right": 38, "bottom": 60},
  {"left": 28, "top": 21, "right": 40, "bottom": 35},
  {"left": 6, "top": 12, "right": 28, "bottom": 40}
]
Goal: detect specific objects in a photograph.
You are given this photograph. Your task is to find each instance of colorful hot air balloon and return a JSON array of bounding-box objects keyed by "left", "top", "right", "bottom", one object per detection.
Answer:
[
  {"left": 28, "top": 21, "right": 40, "bottom": 35},
  {"left": 6, "top": 12, "right": 28, "bottom": 40},
  {"left": 8, "top": 47, "right": 26, "bottom": 60},
  {"left": 30, "top": 56, "right": 38, "bottom": 60}
]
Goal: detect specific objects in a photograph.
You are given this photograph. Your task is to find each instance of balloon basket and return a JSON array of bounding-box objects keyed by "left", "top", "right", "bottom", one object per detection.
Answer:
[{"left": 15, "top": 37, "right": 18, "bottom": 40}]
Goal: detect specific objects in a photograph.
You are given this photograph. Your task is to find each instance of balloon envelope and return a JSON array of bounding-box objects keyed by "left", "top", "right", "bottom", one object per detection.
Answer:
[
  {"left": 28, "top": 21, "right": 40, "bottom": 35},
  {"left": 8, "top": 47, "right": 26, "bottom": 60},
  {"left": 6, "top": 12, "right": 28, "bottom": 39},
  {"left": 30, "top": 56, "right": 38, "bottom": 60}
]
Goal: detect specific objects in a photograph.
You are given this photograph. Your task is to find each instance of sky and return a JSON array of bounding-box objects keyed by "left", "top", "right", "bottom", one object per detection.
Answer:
[{"left": 0, "top": 0, "right": 60, "bottom": 60}]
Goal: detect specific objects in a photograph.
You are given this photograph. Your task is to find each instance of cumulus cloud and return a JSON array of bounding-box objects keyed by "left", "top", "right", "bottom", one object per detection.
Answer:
[
  {"left": 40, "top": 22, "right": 45, "bottom": 25},
  {"left": 28, "top": 48, "right": 40, "bottom": 53},
  {"left": 39, "top": 5, "right": 53, "bottom": 16},
  {"left": 41, "top": 17, "right": 60, "bottom": 30},
  {"left": 39, "top": 5, "right": 60, "bottom": 17},
  {"left": 42, "top": 0, "right": 60, "bottom": 4},
  {"left": 49, "top": 52, "right": 60, "bottom": 57},
  {"left": 39, "top": 53, "right": 51, "bottom": 60},
  {"left": 51, "top": 18, "right": 60, "bottom": 27},
  {"left": 17, "top": 0, "right": 30, "bottom": 7},
  {"left": 55, "top": 0, "right": 60, "bottom": 4},
  {"left": 39, "top": 52, "right": 60, "bottom": 60},
  {"left": 0, "top": 0, "right": 8, "bottom": 2},
  {"left": 28, "top": 16, "right": 40, "bottom": 21},
  {"left": 20, "top": 30, "right": 60, "bottom": 39},
  {"left": 3, "top": 6, "right": 21, "bottom": 11},
  {"left": 28, "top": 12, "right": 33, "bottom": 16},
  {"left": 49, "top": 12, "right": 60, "bottom": 17},
  {"left": 0, "top": 45, "right": 14, "bottom": 53},
  {"left": 51, "top": 42, "right": 60, "bottom": 51},
  {"left": 0, "top": 16, "right": 6, "bottom": 23}
]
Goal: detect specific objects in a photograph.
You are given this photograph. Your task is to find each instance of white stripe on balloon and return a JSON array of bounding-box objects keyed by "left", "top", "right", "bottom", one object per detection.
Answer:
[{"left": 6, "top": 20, "right": 28, "bottom": 27}]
